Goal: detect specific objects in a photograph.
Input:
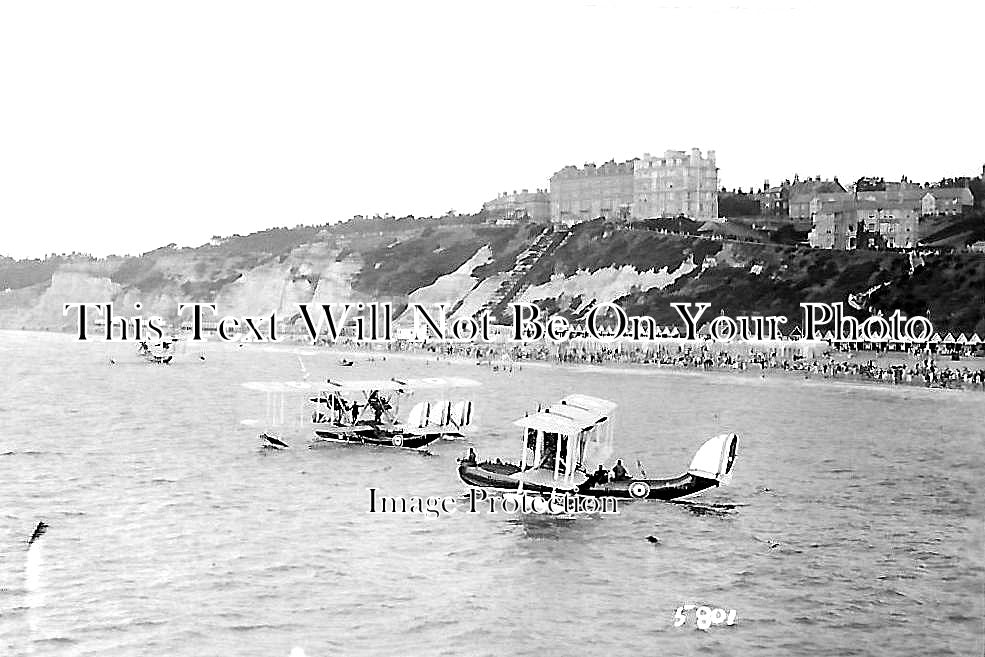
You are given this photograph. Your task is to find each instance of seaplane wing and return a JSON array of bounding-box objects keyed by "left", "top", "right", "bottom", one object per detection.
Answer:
[
  {"left": 403, "top": 427, "right": 449, "bottom": 437},
  {"left": 242, "top": 381, "right": 320, "bottom": 393},
  {"left": 242, "top": 376, "right": 480, "bottom": 394},
  {"left": 242, "top": 381, "right": 321, "bottom": 392},
  {"left": 353, "top": 377, "right": 481, "bottom": 391},
  {"left": 314, "top": 425, "right": 367, "bottom": 435}
]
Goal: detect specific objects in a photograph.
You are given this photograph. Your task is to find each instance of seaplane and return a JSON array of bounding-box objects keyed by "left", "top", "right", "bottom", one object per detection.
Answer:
[
  {"left": 458, "top": 394, "right": 738, "bottom": 501},
  {"left": 241, "top": 376, "right": 479, "bottom": 450},
  {"left": 136, "top": 338, "right": 178, "bottom": 364}
]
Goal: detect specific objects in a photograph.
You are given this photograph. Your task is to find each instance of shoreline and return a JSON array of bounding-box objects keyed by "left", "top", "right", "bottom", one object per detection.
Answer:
[
  {"left": 5, "top": 328, "right": 983, "bottom": 396},
  {"left": 248, "top": 340, "right": 985, "bottom": 399}
]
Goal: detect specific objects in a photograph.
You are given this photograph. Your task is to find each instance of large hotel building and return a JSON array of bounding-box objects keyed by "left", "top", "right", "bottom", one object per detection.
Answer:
[
  {"left": 547, "top": 148, "right": 718, "bottom": 225},
  {"left": 633, "top": 149, "right": 718, "bottom": 221},
  {"left": 548, "top": 160, "right": 636, "bottom": 225}
]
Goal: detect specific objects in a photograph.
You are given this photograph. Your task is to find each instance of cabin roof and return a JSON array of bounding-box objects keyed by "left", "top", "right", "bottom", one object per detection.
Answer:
[
  {"left": 512, "top": 412, "right": 586, "bottom": 435},
  {"left": 513, "top": 395, "right": 616, "bottom": 434}
]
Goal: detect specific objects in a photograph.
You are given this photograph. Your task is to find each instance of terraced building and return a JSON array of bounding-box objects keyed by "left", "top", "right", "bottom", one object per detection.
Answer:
[{"left": 549, "top": 148, "right": 719, "bottom": 226}]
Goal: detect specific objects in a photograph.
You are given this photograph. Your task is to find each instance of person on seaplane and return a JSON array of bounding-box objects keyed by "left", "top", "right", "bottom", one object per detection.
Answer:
[
  {"left": 611, "top": 459, "right": 630, "bottom": 481},
  {"left": 367, "top": 390, "right": 392, "bottom": 424},
  {"left": 583, "top": 464, "right": 609, "bottom": 488}
]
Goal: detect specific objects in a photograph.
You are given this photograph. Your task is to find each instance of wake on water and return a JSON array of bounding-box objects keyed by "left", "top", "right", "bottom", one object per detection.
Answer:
[{"left": 25, "top": 541, "right": 44, "bottom": 647}]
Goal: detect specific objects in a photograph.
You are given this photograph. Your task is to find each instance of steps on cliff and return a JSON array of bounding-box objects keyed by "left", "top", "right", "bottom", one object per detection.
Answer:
[
  {"left": 476, "top": 226, "right": 570, "bottom": 323},
  {"left": 443, "top": 226, "right": 573, "bottom": 323}
]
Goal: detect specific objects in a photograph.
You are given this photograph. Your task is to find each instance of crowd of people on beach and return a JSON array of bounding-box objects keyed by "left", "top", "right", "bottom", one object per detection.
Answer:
[
  {"left": 320, "top": 337, "right": 985, "bottom": 391},
  {"left": 552, "top": 344, "right": 985, "bottom": 389}
]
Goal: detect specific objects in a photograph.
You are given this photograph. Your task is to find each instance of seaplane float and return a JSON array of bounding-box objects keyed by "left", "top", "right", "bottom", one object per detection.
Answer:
[
  {"left": 242, "top": 376, "right": 479, "bottom": 450},
  {"left": 458, "top": 394, "right": 738, "bottom": 501}
]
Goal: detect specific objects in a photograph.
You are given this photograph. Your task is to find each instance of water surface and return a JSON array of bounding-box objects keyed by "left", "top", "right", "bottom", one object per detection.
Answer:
[{"left": 1, "top": 331, "right": 982, "bottom": 656}]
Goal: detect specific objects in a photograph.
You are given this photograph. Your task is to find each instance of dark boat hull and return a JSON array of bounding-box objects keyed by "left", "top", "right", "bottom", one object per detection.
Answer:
[
  {"left": 313, "top": 428, "right": 439, "bottom": 450},
  {"left": 458, "top": 462, "right": 720, "bottom": 500}
]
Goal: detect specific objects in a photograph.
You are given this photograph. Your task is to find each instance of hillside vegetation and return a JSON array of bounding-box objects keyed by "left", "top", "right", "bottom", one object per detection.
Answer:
[{"left": 1, "top": 217, "right": 983, "bottom": 334}]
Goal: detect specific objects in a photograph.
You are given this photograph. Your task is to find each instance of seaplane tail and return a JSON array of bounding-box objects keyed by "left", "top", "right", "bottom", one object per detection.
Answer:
[
  {"left": 28, "top": 521, "right": 48, "bottom": 548},
  {"left": 687, "top": 433, "right": 739, "bottom": 486}
]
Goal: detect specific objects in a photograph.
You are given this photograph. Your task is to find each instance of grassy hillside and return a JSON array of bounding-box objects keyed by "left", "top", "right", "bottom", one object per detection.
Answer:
[
  {"left": 2, "top": 216, "right": 983, "bottom": 334},
  {"left": 920, "top": 211, "right": 985, "bottom": 248},
  {"left": 525, "top": 220, "right": 985, "bottom": 333},
  {"left": 353, "top": 223, "right": 539, "bottom": 297}
]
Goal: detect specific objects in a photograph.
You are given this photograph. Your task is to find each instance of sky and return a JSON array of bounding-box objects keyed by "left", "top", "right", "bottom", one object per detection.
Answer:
[{"left": 1, "top": 0, "right": 982, "bottom": 258}]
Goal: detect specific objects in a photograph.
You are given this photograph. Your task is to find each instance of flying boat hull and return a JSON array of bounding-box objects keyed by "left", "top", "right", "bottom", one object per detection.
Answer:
[
  {"left": 459, "top": 433, "right": 738, "bottom": 502},
  {"left": 312, "top": 427, "right": 440, "bottom": 450},
  {"left": 458, "top": 462, "right": 720, "bottom": 500}
]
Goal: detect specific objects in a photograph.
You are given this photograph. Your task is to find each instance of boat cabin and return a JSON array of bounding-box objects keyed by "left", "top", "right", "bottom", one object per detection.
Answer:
[{"left": 512, "top": 394, "right": 616, "bottom": 492}]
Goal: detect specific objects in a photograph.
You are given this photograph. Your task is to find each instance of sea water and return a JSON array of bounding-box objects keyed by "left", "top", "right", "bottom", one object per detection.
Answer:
[{"left": 0, "top": 331, "right": 982, "bottom": 656}]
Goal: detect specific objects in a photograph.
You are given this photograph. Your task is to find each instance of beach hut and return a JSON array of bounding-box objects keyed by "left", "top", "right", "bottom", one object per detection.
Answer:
[
  {"left": 969, "top": 333, "right": 982, "bottom": 346},
  {"left": 940, "top": 332, "right": 956, "bottom": 355},
  {"left": 955, "top": 332, "right": 971, "bottom": 356}
]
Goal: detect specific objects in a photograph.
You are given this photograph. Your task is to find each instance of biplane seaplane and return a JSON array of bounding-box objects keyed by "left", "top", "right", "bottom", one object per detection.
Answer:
[
  {"left": 136, "top": 338, "right": 178, "bottom": 364},
  {"left": 242, "top": 376, "right": 479, "bottom": 450},
  {"left": 458, "top": 394, "right": 738, "bottom": 501}
]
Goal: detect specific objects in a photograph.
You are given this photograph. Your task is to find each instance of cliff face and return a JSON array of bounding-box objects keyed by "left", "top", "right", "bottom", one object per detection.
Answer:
[
  {"left": 13, "top": 271, "right": 123, "bottom": 330},
  {"left": 0, "top": 223, "right": 537, "bottom": 330},
  {"left": 2, "top": 219, "right": 983, "bottom": 335}
]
